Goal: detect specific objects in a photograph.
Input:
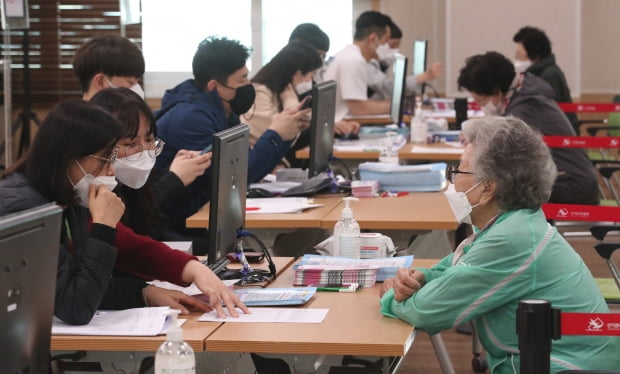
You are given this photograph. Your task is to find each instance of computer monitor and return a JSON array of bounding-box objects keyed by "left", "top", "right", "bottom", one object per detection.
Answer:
[
  {"left": 412, "top": 39, "right": 428, "bottom": 96},
  {"left": 308, "top": 80, "right": 337, "bottom": 178},
  {"left": 207, "top": 124, "right": 249, "bottom": 266},
  {"left": 389, "top": 53, "right": 408, "bottom": 125},
  {"left": 0, "top": 203, "right": 62, "bottom": 374}
]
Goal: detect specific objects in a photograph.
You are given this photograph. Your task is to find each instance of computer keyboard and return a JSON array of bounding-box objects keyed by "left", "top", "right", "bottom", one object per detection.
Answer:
[
  {"left": 281, "top": 173, "right": 333, "bottom": 197},
  {"left": 202, "top": 256, "right": 230, "bottom": 275}
]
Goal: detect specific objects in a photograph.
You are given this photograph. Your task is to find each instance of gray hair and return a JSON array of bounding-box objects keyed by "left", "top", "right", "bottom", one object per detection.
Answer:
[{"left": 461, "top": 116, "right": 557, "bottom": 211}]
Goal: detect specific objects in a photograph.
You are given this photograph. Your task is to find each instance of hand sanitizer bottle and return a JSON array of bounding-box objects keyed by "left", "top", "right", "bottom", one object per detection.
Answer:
[
  {"left": 333, "top": 197, "right": 361, "bottom": 258},
  {"left": 155, "top": 310, "right": 195, "bottom": 374},
  {"left": 410, "top": 98, "right": 428, "bottom": 144}
]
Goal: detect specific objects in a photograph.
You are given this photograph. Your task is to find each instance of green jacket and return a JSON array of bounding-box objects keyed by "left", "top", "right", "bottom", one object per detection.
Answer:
[{"left": 380, "top": 209, "right": 620, "bottom": 373}]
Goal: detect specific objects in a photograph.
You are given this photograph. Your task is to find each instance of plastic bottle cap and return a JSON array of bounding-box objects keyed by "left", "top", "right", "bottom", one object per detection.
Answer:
[
  {"left": 341, "top": 197, "right": 359, "bottom": 219},
  {"left": 165, "top": 309, "right": 184, "bottom": 341}
]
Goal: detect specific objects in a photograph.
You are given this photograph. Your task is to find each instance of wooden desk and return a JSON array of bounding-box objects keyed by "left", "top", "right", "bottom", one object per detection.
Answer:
[
  {"left": 296, "top": 146, "right": 380, "bottom": 160},
  {"left": 50, "top": 257, "right": 296, "bottom": 352},
  {"left": 398, "top": 143, "right": 463, "bottom": 161},
  {"left": 296, "top": 142, "right": 462, "bottom": 162},
  {"left": 320, "top": 193, "right": 457, "bottom": 231},
  {"left": 205, "top": 258, "right": 438, "bottom": 356},
  {"left": 51, "top": 316, "right": 218, "bottom": 352},
  {"left": 186, "top": 197, "right": 342, "bottom": 229}
]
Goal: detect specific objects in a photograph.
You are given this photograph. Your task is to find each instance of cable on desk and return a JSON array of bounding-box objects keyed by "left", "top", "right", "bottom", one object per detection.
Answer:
[{"left": 236, "top": 229, "right": 276, "bottom": 278}]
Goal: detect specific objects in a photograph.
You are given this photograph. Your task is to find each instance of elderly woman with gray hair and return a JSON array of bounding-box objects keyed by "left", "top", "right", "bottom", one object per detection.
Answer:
[{"left": 379, "top": 116, "right": 619, "bottom": 373}]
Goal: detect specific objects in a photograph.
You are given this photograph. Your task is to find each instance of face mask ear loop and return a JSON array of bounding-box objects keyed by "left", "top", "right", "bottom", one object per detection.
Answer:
[{"left": 464, "top": 180, "right": 483, "bottom": 195}]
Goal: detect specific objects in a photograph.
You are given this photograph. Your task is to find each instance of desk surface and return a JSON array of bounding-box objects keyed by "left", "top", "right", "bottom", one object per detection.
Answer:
[
  {"left": 186, "top": 196, "right": 342, "bottom": 229},
  {"left": 398, "top": 143, "right": 463, "bottom": 161},
  {"left": 296, "top": 142, "right": 462, "bottom": 161},
  {"left": 320, "top": 193, "right": 457, "bottom": 231},
  {"left": 205, "top": 258, "right": 438, "bottom": 356},
  {"left": 51, "top": 257, "right": 296, "bottom": 352},
  {"left": 186, "top": 194, "right": 456, "bottom": 231},
  {"left": 296, "top": 146, "right": 380, "bottom": 160}
]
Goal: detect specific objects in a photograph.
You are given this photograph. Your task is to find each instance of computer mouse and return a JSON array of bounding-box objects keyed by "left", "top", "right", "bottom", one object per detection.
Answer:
[{"left": 247, "top": 187, "right": 275, "bottom": 198}]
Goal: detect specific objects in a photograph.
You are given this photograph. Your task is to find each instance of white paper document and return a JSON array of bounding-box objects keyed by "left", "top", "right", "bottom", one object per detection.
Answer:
[
  {"left": 52, "top": 307, "right": 174, "bottom": 336},
  {"left": 198, "top": 307, "right": 329, "bottom": 323},
  {"left": 410, "top": 145, "right": 464, "bottom": 154},
  {"left": 148, "top": 279, "right": 238, "bottom": 296},
  {"left": 246, "top": 197, "right": 323, "bottom": 214}
]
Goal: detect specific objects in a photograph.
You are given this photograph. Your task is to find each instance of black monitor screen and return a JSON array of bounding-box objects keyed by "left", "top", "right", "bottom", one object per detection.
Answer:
[
  {"left": 390, "top": 54, "right": 408, "bottom": 125},
  {"left": 308, "top": 80, "right": 337, "bottom": 178},
  {"left": 412, "top": 39, "right": 428, "bottom": 94},
  {"left": 207, "top": 124, "right": 249, "bottom": 265},
  {"left": 0, "top": 203, "right": 61, "bottom": 374}
]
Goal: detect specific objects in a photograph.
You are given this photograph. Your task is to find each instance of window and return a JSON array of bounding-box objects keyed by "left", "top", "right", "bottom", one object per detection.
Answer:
[
  {"left": 142, "top": 0, "right": 353, "bottom": 98},
  {"left": 260, "top": 0, "right": 352, "bottom": 65},
  {"left": 141, "top": 0, "right": 251, "bottom": 72}
]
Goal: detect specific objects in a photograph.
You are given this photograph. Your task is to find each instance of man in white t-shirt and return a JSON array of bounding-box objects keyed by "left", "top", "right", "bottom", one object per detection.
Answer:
[
  {"left": 368, "top": 20, "right": 443, "bottom": 100},
  {"left": 323, "top": 11, "right": 392, "bottom": 121}
]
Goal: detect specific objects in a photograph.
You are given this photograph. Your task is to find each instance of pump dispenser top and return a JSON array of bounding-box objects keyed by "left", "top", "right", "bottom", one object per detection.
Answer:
[
  {"left": 165, "top": 309, "right": 183, "bottom": 341},
  {"left": 333, "top": 197, "right": 361, "bottom": 258},
  {"left": 341, "top": 196, "right": 358, "bottom": 219}
]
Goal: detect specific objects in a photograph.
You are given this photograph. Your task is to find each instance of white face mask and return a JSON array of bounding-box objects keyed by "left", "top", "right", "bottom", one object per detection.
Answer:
[
  {"left": 444, "top": 181, "right": 482, "bottom": 225},
  {"left": 513, "top": 59, "right": 532, "bottom": 74},
  {"left": 105, "top": 76, "right": 145, "bottom": 99},
  {"left": 70, "top": 161, "right": 118, "bottom": 208},
  {"left": 129, "top": 83, "right": 145, "bottom": 99},
  {"left": 481, "top": 98, "right": 504, "bottom": 116},
  {"left": 294, "top": 80, "right": 313, "bottom": 96},
  {"left": 376, "top": 43, "right": 398, "bottom": 65},
  {"left": 114, "top": 150, "right": 156, "bottom": 189}
]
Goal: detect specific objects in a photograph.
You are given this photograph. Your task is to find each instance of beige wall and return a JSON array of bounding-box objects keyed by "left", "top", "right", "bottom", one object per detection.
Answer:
[
  {"left": 380, "top": 0, "right": 620, "bottom": 98},
  {"left": 582, "top": 0, "right": 620, "bottom": 94}
]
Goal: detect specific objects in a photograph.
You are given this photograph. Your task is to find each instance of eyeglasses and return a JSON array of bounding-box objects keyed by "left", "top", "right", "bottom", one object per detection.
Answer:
[
  {"left": 89, "top": 149, "right": 118, "bottom": 168},
  {"left": 446, "top": 164, "right": 473, "bottom": 183},
  {"left": 118, "top": 138, "right": 165, "bottom": 161}
]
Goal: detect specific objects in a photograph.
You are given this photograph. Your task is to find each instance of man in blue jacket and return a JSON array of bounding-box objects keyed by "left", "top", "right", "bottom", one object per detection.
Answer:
[{"left": 155, "top": 36, "right": 310, "bottom": 236}]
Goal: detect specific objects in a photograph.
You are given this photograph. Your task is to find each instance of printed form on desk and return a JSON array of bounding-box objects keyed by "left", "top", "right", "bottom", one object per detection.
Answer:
[
  {"left": 198, "top": 307, "right": 328, "bottom": 323},
  {"left": 246, "top": 197, "right": 323, "bottom": 214},
  {"left": 51, "top": 307, "right": 186, "bottom": 336},
  {"left": 410, "top": 142, "right": 464, "bottom": 154}
]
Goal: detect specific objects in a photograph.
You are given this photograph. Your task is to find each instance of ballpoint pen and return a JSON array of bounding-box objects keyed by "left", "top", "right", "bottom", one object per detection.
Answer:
[{"left": 313, "top": 283, "right": 360, "bottom": 292}]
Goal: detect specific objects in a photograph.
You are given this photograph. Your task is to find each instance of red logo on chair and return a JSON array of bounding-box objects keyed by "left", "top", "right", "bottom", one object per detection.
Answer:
[
  {"left": 561, "top": 138, "right": 571, "bottom": 147},
  {"left": 610, "top": 139, "right": 619, "bottom": 147},
  {"left": 587, "top": 317, "right": 604, "bottom": 332},
  {"left": 557, "top": 208, "right": 569, "bottom": 217}
]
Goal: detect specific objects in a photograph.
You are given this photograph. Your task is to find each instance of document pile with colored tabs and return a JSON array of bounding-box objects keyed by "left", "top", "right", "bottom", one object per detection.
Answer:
[
  {"left": 293, "top": 264, "right": 378, "bottom": 288},
  {"left": 294, "top": 254, "right": 414, "bottom": 282}
]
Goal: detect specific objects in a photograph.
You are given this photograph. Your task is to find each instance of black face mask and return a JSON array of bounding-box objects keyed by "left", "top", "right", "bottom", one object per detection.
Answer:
[{"left": 224, "top": 84, "right": 256, "bottom": 115}]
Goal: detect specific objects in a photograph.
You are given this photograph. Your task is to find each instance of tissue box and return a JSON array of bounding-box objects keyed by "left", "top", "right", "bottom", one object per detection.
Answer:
[{"left": 358, "top": 162, "right": 447, "bottom": 192}]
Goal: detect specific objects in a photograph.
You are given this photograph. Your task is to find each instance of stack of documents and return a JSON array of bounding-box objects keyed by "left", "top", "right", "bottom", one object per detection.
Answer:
[
  {"left": 351, "top": 180, "right": 380, "bottom": 198},
  {"left": 293, "top": 264, "right": 378, "bottom": 288},
  {"left": 294, "top": 255, "right": 414, "bottom": 282},
  {"left": 52, "top": 307, "right": 177, "bottom": 336}
]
